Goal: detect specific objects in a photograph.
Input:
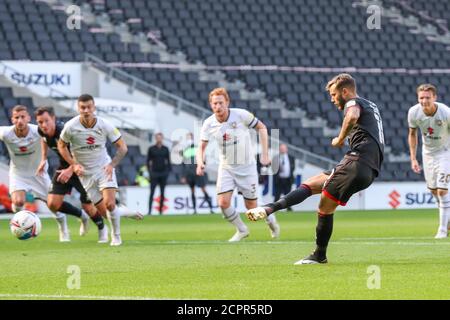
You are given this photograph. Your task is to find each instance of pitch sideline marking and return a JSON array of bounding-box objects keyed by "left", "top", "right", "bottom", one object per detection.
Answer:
[
  {"left": 126, "top": 240, "right": 450, "bottom": 246},
  {"left": 0, "top": 293, "right": 195, "bottom": 300}
]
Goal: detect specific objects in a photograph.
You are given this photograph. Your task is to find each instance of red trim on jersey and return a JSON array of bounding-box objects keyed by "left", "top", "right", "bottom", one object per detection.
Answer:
[
  {"left": 322, "top": 190, "right": 347, "bottom": 206},
  {"left": 300, "top": 184, "right": 312, "bottom": 192}
]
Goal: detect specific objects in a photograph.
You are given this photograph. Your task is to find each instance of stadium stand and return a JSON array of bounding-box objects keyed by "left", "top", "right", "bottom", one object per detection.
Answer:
[{"left": 0, "top": 0, "right": 450, "bottom": 182}]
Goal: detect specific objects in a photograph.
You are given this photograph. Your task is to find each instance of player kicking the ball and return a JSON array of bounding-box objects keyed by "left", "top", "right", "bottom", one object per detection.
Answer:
[
  {"left": 58, "top": 94, "right": 142, "bottom": 246},
  {"left": 35, "top": 106, "right": 109, "bottom": 243},
  {"left": 196, "top": 87, "right": 280, "bottom": 242},
  {"left": 0, "top": 105, "right": 90, "bottom": 242},
  {"left": 408, "top": 84, "right": 450, "bottom": 239},
  {"left": 247, "top": 74, "right": 384, "bottom": 264}
]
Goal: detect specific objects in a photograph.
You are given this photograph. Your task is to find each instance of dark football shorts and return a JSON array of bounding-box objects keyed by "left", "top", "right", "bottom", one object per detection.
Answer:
[
  {"left": 322, "top": 153, "right": 376, "bottom": 206},
  {"left": 49, "top": 172, "right": 91, "bottom": 204},
  {"left": 185, "top": 171, "right": 207, "bottom": 188}
]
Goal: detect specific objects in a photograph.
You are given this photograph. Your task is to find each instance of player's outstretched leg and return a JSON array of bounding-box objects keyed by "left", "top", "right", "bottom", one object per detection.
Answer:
[
  {"left": 116, "top": 203, "right": 144, "bottom": 220},
  {"left": 245, "top": 197, "right": 279, "bottom": 239},
  {"left": 246, "top": 183, "right": 314, "bottom": 221}
]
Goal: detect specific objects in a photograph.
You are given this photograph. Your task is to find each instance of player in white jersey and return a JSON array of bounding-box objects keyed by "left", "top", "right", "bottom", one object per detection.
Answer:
[
  {"left": 58, "top": 94, "right": 142, "bottom": 246},
  {"left": 0, "top": 105, "right": 85, "bottom": 242},
  {"left": 197, "top": 88, "right": 280, "bottom": 241},
  {"left": 408, "top": 84, "right": 450, "bottom": 238}
]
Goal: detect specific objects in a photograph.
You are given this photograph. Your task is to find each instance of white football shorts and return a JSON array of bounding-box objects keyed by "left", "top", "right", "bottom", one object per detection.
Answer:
[
  {"left": 423, "top": 149, "right": 450, "bottom": 190},
  {"left": 216, "top": 165, "right": 258, "bottom": 200},
  {"left": 9, "top": 172, "right": 51, "bottom": 200},
  {"left": 79, "top": 168, "right": 118, "bottom": 204}
]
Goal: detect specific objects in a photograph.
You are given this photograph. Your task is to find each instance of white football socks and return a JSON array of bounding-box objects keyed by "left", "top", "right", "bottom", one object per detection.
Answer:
[
  {"left": 107, "top": 206, "right": 121, "bottom": 237},
  {"left": 55, "top": 213, "right": 68, "bottom": 235},
  {"left": 36, "top": 199, "right": 69, "bottom": 235},
  {"left": 437, "top": 193, "right": 450, "bottom": 234},
  {"left": 222, "top": 206, "right": 248, "bottom": 233},
  {"left": 80, "top": 209, "right": 90, "bottom": 222},
  {"left": 265, "top": 213, "right": 277, "bottom": 226}
]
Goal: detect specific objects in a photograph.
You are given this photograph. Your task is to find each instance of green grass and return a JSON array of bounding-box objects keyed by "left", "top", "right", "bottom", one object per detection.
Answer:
[{"left": 0, "top": 209, "right": 449, "bottom": 300}]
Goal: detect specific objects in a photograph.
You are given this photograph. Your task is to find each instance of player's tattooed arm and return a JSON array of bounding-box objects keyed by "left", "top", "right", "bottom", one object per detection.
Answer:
[
  {"left": 110, "top": 138, "right": 128, "bottom": 168},
  {"left": 332, "top": 106, "right": 360, "bottom": 147},
  {"left": 36, "top": 139, "right": 48, "bottom": 176},
  {"left": 104, "top": 138, "right": 127, "bottom": 181}
]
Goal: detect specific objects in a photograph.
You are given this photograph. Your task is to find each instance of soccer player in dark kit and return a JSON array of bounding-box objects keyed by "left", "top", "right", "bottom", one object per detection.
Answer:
[{"left": 246, "top": 73, "right": 385, "bottom": 264}]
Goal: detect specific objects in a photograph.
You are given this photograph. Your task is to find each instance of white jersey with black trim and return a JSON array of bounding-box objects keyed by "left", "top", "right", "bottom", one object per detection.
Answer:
[
  {"left": 0, "top": 124, "right": 46, "bottom": 176},
  {"left": 200, "top": 108, "right": 259, "bottom": 175},
  {"left": 408, "top": 102, "right": 450, "bottom": 155},
  {"left": 60, "top": 116, "right": 122, "bottom": 175}
]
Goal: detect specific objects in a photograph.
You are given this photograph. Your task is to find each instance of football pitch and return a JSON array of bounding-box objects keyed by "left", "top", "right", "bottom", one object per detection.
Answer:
[{"left": 0, "top": 209, "right": 449, "bottom": 300}]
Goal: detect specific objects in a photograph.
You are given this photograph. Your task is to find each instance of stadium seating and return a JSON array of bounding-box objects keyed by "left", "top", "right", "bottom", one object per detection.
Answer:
[{"left": 0, "top": 0, "right": 449, "bottom": 181}]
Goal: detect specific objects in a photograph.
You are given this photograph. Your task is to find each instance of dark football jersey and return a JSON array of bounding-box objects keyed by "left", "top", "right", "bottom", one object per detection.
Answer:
[
  {"left": 38, "top": 121, "right": 70, "bottom": 169},
  {"left": 343, "top": 97, "right": 385, "bottom": 175}
]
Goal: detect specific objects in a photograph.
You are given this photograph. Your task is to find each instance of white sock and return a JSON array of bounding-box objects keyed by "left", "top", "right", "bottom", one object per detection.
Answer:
[
  {"left": 55, "top": 213, "right": 69, "bottom": 234},
  {"left": 107, "top": 206, "right": 121, "bottom": 237},
  {"left": 265, "top": 213, "right": 277, "bottom": 226},
  {"left": 81, "top": 210, "right": 89, "bottom": 222},
  {"left": 222, "top": 206, "right": 247, "bottom": 233},
  {"left": 437, "top": 194, "right": 450, "bottom": 233},
  {"left": 12, "top": 204, "right": 23, "bottom": 213},
  {"left": 36, "top": 199, "right": 68, "bottom": 234}
]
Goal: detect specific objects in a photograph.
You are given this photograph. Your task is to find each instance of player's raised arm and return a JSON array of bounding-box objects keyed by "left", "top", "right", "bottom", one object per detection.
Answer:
[
  {"left": 254, "top": 120, "right": 270, "bottom": 166},
  {"left": 408, "top": 127, "right": 421, "bottom": 173},
  {"left": 196, "top": 140, "right": 208, "bottom": 176},
  {"left": 332, "top": 103, "right": 360, "bottom": 147},
  {"left": 36, "top": 138, "right": 48, "bottom": 176}
]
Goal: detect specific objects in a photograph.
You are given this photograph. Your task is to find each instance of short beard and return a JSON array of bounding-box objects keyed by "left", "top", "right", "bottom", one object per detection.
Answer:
[{"left": 338, "top": 97, "right": 346, "bottom": 110}]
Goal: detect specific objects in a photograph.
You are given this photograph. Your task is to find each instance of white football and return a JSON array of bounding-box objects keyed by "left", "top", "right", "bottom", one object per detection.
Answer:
[{"left": 9, "top": 210, "right": 42, "bottom": 240}]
